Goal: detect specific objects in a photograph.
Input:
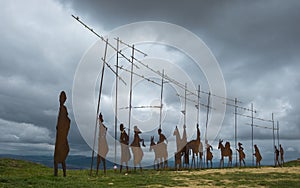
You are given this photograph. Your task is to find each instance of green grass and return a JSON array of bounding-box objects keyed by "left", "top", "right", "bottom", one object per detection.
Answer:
[
  {"left": 1, "top": 158, "right": 300, "bottom": 187},
  {"left": 284, "top": 158, "right": 300, "bottom": 167}
]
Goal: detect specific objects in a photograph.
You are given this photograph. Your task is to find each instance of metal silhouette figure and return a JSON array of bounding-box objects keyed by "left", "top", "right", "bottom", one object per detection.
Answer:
[
  {"left": 54, "top": 91, "right": 70, "bottom": 177},
  {"left": 119, "top": 123, "right": 131, "bottom": 173},
  {"left": 182, "top": 125, "right": 189, "bottom": 168},
  {"left": 218, "top": 139, "right": 232, "bottom": 168},
  {"left": 199, "top": 140, "right": 204, "bottom": 169},
  {"left": 157, "top": 128, "right": 168, "bottom": 168},
  {"left": 186, "top": 124, "right": 201, "bottom": 169},
  {"left": 130, "top": 126, "right": 145, "bottom": 172},
  {"left": 253, "top": 144, "right": 262, "bottom": 168},
  {"left": 96, "top": 113, "right": 109, "bottom": 175},
  {"left": 205, "top": 139, "right": 213, "bottom": 168},
  {"left": 173, "top": 126, "right": 188, "bottom": 170},
  {"left": 150, "top": 136, "right": 160, "bottom": 170},
  {"left": 236, "top": 142, "right": 246, "bottom": 167},
  {"left": 150, "top": 136, "right": 167, "bottom": 170},
  {"left": 274, "top": 145, "right": 281, "bottom": 167},
  {"left": 280, "top": 144, "right": 284, "bottom": 166},
  {"left": 149, "top": 129, "right": 168, "bottom": 170}
]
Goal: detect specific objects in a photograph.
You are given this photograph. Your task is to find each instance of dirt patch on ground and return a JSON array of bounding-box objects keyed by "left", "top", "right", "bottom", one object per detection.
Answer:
[{"left": 170, "top": 166, "right": 300, "bottom": 187}]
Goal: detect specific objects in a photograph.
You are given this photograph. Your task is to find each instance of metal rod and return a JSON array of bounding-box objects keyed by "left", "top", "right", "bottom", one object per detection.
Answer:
[
  {"left": 127, "top": 45, "right": 135, "bottom": 140},
  {"left": 131, "top": 56, "right": 239, "bottom": 103},
  {"left": 235, "top": 98, "right": 237, "bottom": 167},
  {"left": 224, "top": 102, "right": 255, "bottom": 112},
  {"left": 204, "top": 91, "right": 211, "bottom": 168},
  {"left": 245, "top": 123, "right": 277, "bottom": 130},
  {"left": 234, "top": 113, "right": 271, "bottom": 122},
  {"left": 102, "top": 59, "right": 126, "bottom": 85},
  {"left": 197, "top": 85, "right": 200, "bottom": 125},
  {"left": 159, "top": 70, "right": 164, "bottom": 129},
  {"left": 176, "top": 94, "right": 215, "bottom": 110},
  {"left": 151, "top": 66, "right": 197, "bottom": 97},
  {"left": 205, "top": 92, "right": 211, "bottom": 142},
  {"left": 90, "top": 39, "right": 109, "bottom": 176},
  {"left": 72, "top": 15, "right": 105, "bottom": 40},
  {"left": 277, "top": 121, "right": 280, "bottom": 149},
  {"left": 114, "top": 37, "right": 119, "bottom": 167},
  {"left": 251, "top": 103, "right": 254, "bottom": 167},
  {"left": 272, "top": 113, "right": 275, "bottom": 166},
  {"left": 117, "top": 38, "right": 147, "bottom": 57},
  {"left": 184, "top": 83, "right": 187, "bottom": 127},
  {"left": 197, "top": 84, "right": 200, "bottom": 169},
  {"left": 72, "top": 15, "right": 141, "bottom": 69},
  {"left": 120, "top": 105, "right": 161, "bottom": 110},
  {"left": 116, "top": 65, "right": 161, "bottom": 86},
  {"left": 71, "top": 13, "right": 242, "bottom": 105}
]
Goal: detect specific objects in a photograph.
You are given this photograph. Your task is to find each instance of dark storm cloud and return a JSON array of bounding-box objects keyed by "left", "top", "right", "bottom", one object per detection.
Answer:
[
  {"left": 64, "top": 0, "right": 300, "bottom": 75},
  {"left": 1, "top": 0, "right": 299, "bottom": 162},
  {"left": 0, "top": 0, "right": 97, "bottom": 154},
  {"left": 61, "top": 0, "right": 300, "bottom": 159}
]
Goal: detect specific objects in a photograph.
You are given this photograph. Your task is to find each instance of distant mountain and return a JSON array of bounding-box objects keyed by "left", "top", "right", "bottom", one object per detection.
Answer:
[
  {"left": 0, "top": 154, "right": 105, "bottom": 169},
  {"left": 0, "top": 154, "right": 175, "bottom": 170},
  {"left": 1, "top": 154, "right": 280, "bottom": 170}
]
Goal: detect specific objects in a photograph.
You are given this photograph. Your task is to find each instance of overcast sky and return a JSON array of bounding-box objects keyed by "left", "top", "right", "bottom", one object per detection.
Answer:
[{"left": 1, "top": 0, "right": 299, "bottom": 166}]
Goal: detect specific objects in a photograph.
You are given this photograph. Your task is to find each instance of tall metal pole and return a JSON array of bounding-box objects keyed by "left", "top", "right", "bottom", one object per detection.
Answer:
[
  {"left": 197, "top": 85, "right": 200, "bottom": 168},
  {"left": 128, "top": 45, "right": 135, "bottom": 140},
  {"left": 114, "top": 38, "right": 119, "bottom": 167},
  {"left": 204, "top": 92, "right": 210, "bottom": 168},
  {"left": 277, "top": 121, "right": 280, "bottom": 148},
  {"left": 197, "top": 85, "right": 200, "bottom": 125},
  {"left": 205, "top": 92, "right": 211, "bottom": 141},
  {"left": 272, "top": 113, "right": 275, "bottom": 166},
  {"left": 90, "top": 39, "right": 109, "bottom": 176},
  {"left": 159, "top": 70, "right": 164, "bottom": 129},
  {"left": 234, "top": 98, "right": 237, "bottom": 167},
  {"left": 251, "top": 103, "right": 254, "bottom": 167},
  {"left": 184, "top": 83, "right": 187, "bottom": 127}
]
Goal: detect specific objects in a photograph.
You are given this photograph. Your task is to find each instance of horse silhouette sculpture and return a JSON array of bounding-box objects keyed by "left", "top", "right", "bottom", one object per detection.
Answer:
[
  {"left": 181, "top": 125, "right": 189, "bottom": 168},
  {"left": 205, "top": 139, "right": 213, "bottom": 168},
  {"left": 199, "top": 141, "right": 204, "bottom": 168},
  {"left": 149, "top": 136, "right": 168, "bottom": 169},
  {"left": 186, "top": 124, "right": 201, "bottom": 169},
  {"left": 173, "top": 126, "right": 188, "bottom": 170},
  {"left": 96, "top": 113, "right": 108, "bottom": 175},
  {"left": 236, "top": 142, "right": 246, "bottom": 167},
  {"left": 253, "top": 144, "right": 262, "bottom": 167},
  {"left": 218, "top": 139, "right": 232, "bottom": 168}
]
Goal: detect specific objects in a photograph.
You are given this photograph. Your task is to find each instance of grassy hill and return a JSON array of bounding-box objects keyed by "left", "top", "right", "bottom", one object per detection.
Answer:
[{"left": 1, "top": 158, "right": 300, "bottom": 187}]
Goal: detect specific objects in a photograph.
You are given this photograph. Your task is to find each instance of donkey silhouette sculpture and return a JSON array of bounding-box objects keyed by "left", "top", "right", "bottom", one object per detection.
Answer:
[
  {"left": 149, "top": 135, "right": 168, "bottom": 170},
  {"left": 205, "top": 139, "right": 213, "bottom": 168}
]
